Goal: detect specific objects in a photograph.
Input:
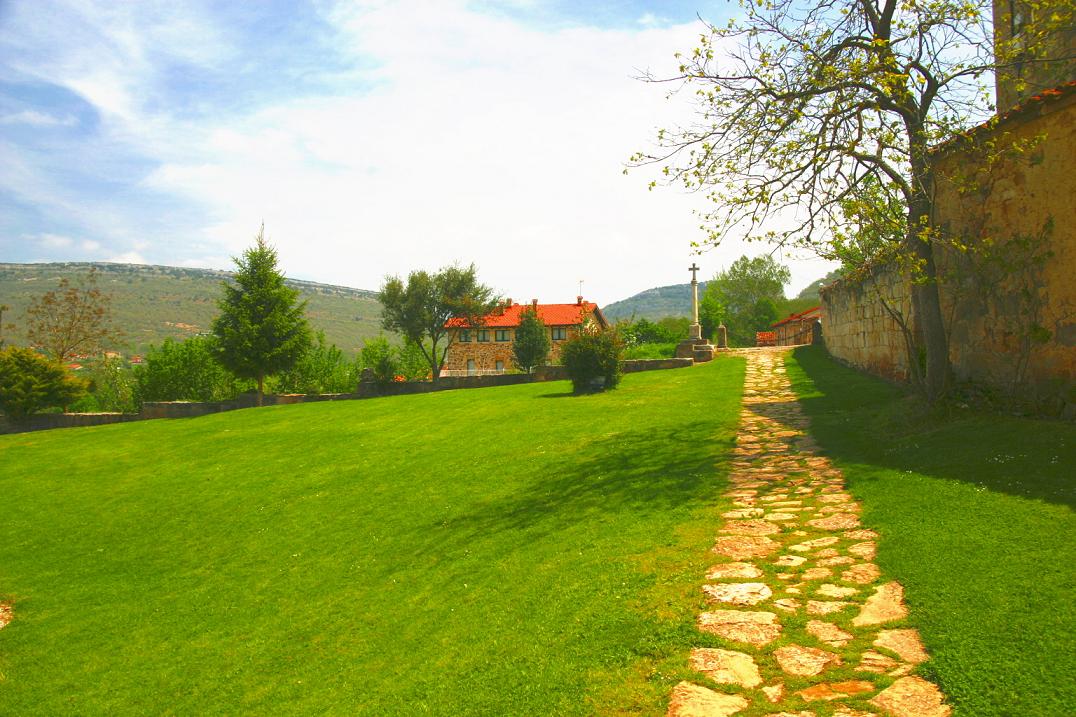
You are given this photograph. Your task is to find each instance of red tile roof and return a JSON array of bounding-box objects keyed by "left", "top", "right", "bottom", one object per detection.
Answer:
[
  {"left": 772, "top": 306, "right": 821, "bottom": 328},
  {"left": 446, "top": 301, "right": 604, "bottom": 328}
]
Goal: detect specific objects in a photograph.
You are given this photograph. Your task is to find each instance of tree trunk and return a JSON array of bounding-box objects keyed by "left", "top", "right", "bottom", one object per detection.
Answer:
[
  {"left": 257, "top": 373, "right": 264, "bottom": 407},
  {"left": 906, "top": 195, "right": 950, "bottom": 402}
]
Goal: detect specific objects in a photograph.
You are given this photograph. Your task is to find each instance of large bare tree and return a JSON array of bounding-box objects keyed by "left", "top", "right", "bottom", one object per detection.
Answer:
[
  {"left": 633, "top": 0, "right": 1074, "bottom": 400},
  {"left": 26, "top": 268, "right": 121, "bottom": 362}
]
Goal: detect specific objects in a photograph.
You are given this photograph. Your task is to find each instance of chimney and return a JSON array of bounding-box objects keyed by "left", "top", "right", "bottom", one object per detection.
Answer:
[
  {"left": 576, "top": 295, "right": 583, "bottom": 306},
  {"left": 506, "top": 298, "right": 513, "bottom": 306},
  {"left": 531, "top": 298, "right": 538, "bottom": 311}
]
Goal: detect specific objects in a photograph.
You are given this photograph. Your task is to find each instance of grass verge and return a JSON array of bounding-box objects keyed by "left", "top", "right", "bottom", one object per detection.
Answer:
[
  {"left": 786, "top": 346, "right": 1075, "bottom": 716},
  {"left": 0, "top": 358, "right": 745, "bottom": 715}
]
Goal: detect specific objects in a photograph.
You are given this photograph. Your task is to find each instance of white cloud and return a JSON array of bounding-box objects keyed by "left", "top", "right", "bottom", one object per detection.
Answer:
[
  {"left": 4, "top": 1, "right": 835, "bottom": 302},
  {"left": 0, "top": 110, "right": 79, "bottom": 127},
  {"left": 38, "top": 233, "right": 75, "bottom": 249},
  {"left": 108, "top": 251, "right": 147, "bottom": 264}
]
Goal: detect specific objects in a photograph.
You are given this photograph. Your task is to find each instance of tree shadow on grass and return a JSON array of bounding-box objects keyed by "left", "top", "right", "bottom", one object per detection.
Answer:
[
  {"left": 431, "top": 425, "right": 735, "bottom": 548},
  {"left": 788, "top": 345, "right": 1076, "bottom": 508}
]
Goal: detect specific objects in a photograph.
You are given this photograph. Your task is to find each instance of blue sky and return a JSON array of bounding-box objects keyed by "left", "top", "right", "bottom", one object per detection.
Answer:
[{"left": 0, "top": 0, "right": 833, "bottom": 304}]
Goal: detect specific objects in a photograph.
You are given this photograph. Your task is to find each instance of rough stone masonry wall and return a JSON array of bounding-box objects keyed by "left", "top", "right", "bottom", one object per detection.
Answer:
[{"left": 821, "top": 91, "right": 1076, "bottom": 413}]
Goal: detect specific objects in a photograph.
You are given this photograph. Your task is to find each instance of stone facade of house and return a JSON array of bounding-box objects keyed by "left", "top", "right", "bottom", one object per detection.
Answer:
[
  {"left": 441, "top": 298, "right": 607, "bottom": 375},
  {"left": 772, "top": 306, "right": 821, "bottom": 347}
]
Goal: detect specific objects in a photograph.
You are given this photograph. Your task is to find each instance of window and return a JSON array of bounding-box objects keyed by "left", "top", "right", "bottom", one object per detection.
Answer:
[
  {"left": 551, "top": 327, "right": 567, "bottom": 341},
  {"left": 495, "top": 329, "right": 511, "bottom": 342},
  {"left": 458, "top": 329, "right": 471, "bottom": 343},
  {"left": 477, "top": 330, "right": 490, "bottom": 342},
  {"left": 495, "top": 360, "right": 504, "bottom": 373}
]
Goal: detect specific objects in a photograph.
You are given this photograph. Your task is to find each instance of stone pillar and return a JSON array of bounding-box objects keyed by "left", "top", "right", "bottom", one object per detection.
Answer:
[
  {"left": 689, "top": 262, "right": 702, "bottom": 340},
  {"left": 716, "top": 323, "right": 728, "bottom": 349}
]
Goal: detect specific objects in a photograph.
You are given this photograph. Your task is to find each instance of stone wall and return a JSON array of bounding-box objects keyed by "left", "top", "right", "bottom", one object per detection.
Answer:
[
  {"left": 821, "top": 88, "right": 1076, "bottom": 413},
  {"left": 442, "top": 326, "right": 583, "bottom": 374}
]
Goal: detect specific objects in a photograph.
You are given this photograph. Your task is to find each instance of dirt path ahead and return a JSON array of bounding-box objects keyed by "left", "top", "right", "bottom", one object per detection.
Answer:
[{"left": 668, "top": 348, "right": 950, "bottom": 717}]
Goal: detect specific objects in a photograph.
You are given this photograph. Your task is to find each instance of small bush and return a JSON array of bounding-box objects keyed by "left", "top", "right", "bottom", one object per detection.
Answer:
[
  {"left": 135, "top": 336, "right": 244, "bottom": 403},
  {"left": 561, "top": 329, "right": 623, "bottom": 394},
  {"left": 69, "top": 357, "right": 138, "bottom": 413},
  {"left": 622, "top": 342, "right": 677, "bottom": 360},
  {"left": 0, "top": 346, "right": 87, "bottom": 421}
]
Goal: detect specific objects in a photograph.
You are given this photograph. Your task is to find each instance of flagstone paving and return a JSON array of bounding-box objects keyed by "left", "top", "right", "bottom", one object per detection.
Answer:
[{"left": 669, "top": 348, "right": 950, "bottom": 717}]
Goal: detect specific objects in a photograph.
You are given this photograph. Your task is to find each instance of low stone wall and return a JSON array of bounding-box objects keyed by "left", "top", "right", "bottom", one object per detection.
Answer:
[{"left": 0, "top": 356, "right": 701, "bottom": 434}]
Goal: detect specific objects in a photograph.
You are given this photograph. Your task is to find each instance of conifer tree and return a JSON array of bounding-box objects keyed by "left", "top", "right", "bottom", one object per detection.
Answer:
[
  {"left": 512, "top": 306, "right": 550, "bottom": 373},
  {"left": 211, "top": 226, "right": 311, "bottom": 405}
]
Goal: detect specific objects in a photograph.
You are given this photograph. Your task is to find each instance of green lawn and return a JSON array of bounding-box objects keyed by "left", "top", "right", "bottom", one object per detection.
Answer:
[
  {"left": 0, "top": 358, "right": 745, "bottom": 715},
  {"left": 786, "top": 347, "right": 1076, "bottom": 716}
]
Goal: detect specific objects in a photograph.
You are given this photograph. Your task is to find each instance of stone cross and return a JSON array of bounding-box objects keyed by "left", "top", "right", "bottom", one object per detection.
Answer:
[{"left": 689, "top": 263, "right": 702, "bottom": 339}]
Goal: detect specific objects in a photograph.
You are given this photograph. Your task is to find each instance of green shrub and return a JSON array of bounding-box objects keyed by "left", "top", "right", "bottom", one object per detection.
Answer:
[
  {"left": 561, "top": 329, "right": 623, "bottom": 394},
  {"left": 0, "top": 346, "right": 87, "bottom": 421},
  {"left": 274, "top": 332, "right": 359, "bottom": 395},
  {"left": 69, "top": 357, "right": 138, "bottom": 413},
  {"left": 135, "top": 336, "right": 244, "bottom": 403},
  {"left": 622, "top": 342, "right": 677, "bottom": 360},
  {"left": 360, "top": 337, "right": 399, "bottom": 385}
]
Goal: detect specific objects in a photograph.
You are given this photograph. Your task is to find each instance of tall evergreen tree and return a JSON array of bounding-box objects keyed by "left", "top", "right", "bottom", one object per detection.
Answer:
[
  {"left": 211, "top": 226, "right": 311, "bottom": 405},
  {"left": 512, "top": 307, "right": 550, "bottom": 373}
]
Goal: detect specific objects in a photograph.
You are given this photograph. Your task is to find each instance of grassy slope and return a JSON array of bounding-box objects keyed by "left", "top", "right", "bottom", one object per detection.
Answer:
[
  {"left": 786, "top": 347, "right": 1076, "bottom": 716},
  {"left": 0, "top": 359, "right": 745, "bottom": 715},
  {"left": 0, "top": 263, "right": 383, "bottom": 356}
]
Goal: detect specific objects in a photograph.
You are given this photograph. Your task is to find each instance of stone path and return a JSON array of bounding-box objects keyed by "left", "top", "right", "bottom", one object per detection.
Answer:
[{"left": 668, "top": 348, "right": 950, "bottom": 717}]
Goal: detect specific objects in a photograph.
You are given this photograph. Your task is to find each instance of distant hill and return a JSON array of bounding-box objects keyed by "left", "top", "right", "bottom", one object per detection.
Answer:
[
  {"left": 0, "top": 262, "right": 383, "bottom": 356},
  {"left": 601, "top": 282, "right": 706, "bottom": 322},
  {"left": 795, "top": 271, "right": 840, "bottom": 301}
]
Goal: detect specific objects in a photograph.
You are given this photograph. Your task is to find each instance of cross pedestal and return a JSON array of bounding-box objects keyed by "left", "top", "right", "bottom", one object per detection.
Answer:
[{"left": 675, "top": 262, "right": 721, "bottom": 361}]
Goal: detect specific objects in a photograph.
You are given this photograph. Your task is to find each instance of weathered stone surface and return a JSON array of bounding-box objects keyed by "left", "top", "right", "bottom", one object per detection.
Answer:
[
  {"left": 764, "top": 712, "right": 816, "bottom": 717},
  {"left": 869, "top": 676, "right": 950, "bottom": 717},
  {"left": 802, "top": 567, "right": 833, "bottom": 581},
  {"left": 874, "top": 629, "right": 929, "bottom": 664},
  {"left": 689, "top": 648, "right": 762, "bottom": 688},
  {"left": 857, "top": 650, "right": 901, "bottom": 674},
  {"left": 760, "top": 494, "right": 791, "bottom": 502},
  {"left": 775, "top": 554, "right": 807, "bottom": 567},
  {"left": 764, "top": 512, "right": 797, "bottom": 522},
  {"left": 848, "top": 541, "right": 877, "bottom": 560},
  {"left": 723, "top": 508, "right": 764, "bottom": 519},
  {"left": 817, "top": 583, "right": 858, "bottom": 598},
  {"left": 808, "top": 513, "right": 861, "bottom": 530},
  {"left": 797, "top": 681, "right": 876, "bottom": 702},
  {"left": 789, "top": 537, "right": 839, "bottom": 552},
  {"left": 817, "top": 555, "right": 856, "bottom": 567},
  {"left": 704, "top": 582, "right": 773, "bottom": 606},
  {"left": 698, "top": 610, "right": 782, "bottom": 646},
  {"left": 722, "top": 519, "right": 782, "bottom": 536},
  {"left": 818, "top": 493, "right": 853, "bottom": 503},
  {"left": 806, "top": 620, "right": 853, "bottom": 647},
  {"left": 844, "top": 529, "right": 879, "bottom": 540},
  {"left": 667, "top": 681, "right": 750, "bottom": 717},
  {"left": 762, "top": 683, "right": 784, "bottom": 703},
  {"left": 773, "top": 598, "right": 801, "bottom": 612},
  {"left": 773, "top": 644, "right": 842, "bottom": 676},
  {"left": 841, "top": 563, "right": 881, "bottom": 584},
  {"left": 707, "top": 562, "right": 763, "bottom": 580},
  {"left": 853, "top": 582, "right": 908, "bottom": 627},
  {"left": 0, "top": 603, "right": 11, "bottom": 630},
  {"left": 777, "top": 572, "right": 795, "bottom": 580},
  {"left": 713, "top": 535, "right": 781, "bottom": 560},
  {"left": 814, "top": 548, "right": 840, "bottom": 558},
  {"left": 807, "top": 600, "right": 851, "bottom": 615}
]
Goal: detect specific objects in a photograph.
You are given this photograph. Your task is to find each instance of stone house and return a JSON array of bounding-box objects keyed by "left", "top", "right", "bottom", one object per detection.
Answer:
[
  {"left": 442, "top": 297, "right": 608, "bottom": 376},
  {"left": 771, "top": 306, "right": 821, "bottom": 346}
]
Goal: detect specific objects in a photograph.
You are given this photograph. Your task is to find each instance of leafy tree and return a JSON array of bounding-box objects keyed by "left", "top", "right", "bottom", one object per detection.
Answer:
[
  {"left": 71, "top": 357, "right": 138, "bottom": 413},
  {"left": 25, "top": 268, "right": 120, "bottom": 361},
  {"left": 634, "top": 0, "right": 1075, "bottom": 399},
  {"left": 211, "top": 227, "right": 311, "bottom": 405},
  {"left": 561, "top": 327, "right": 624, "bottom": 394},
  {"left": 135, "top": 336, "right": 243, "bottom": 403},
  {"left": 702, "top": 256, "right": 790, "bottom": 346},
  {"left": 379, "top": 264, "right": 498, "bottom": 383},
  {"left": 0, "top": 346, "right": 87, "bottom": 421},
  {"left": 360, "top": 337, "right": 399, "bottom": 385},
  {"left": 699, "top": 291, "right": 726, "bottom": 342},
  {"left": 512, "top": 307, "right": 551, "bottom": 373},
  {"left": 0, "top": 304, "right": 11, "bottom": 348},
  {"left": 275, "top": 332, "right": 359, "bottom": 395}
]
